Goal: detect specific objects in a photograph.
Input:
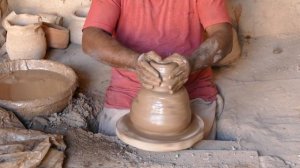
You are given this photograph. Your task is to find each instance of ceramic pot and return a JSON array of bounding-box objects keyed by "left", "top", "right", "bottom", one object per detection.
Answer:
[
  {"left": 2, "top": 11, "right": 46, "bottom": 60},
  {"left": 130, "top": 61, "right": 192, "bottom": 136},
  {"left": 38, "top": 13, "right": 63, "bottom": 25},
  {"left": 69, "top": 7, "right": 89, "bottom": 45},
  {"left": 42, "top": 22, "right": 69, "bottom": 49}
]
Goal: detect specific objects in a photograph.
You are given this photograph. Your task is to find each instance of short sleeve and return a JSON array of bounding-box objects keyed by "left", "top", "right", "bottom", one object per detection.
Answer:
[
  {"left": 83, "top": 0, "right": 120, "bottom": 34},
  {"left": 197, "top": 0, "right": 231, "bottom": 29}
]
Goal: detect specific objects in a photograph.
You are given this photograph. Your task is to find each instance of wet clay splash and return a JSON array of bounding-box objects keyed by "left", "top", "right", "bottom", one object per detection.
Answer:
[{"left": 0, "top": 70, "right": 71, "bottom": 101}]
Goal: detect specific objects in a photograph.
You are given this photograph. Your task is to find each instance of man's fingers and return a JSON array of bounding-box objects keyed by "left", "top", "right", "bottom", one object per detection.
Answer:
[
  {"left": 140, "top": 69, "right": 161, "bottom": 86},
  {"left": 142, "top": 83, "right": 154, "bottom": 90},
  {"left": 174, "top": 80, "right": 186, "bottom": 91},
  {"left": 140, "top": 61, "right": 160, "bottom": 78},
  {"left": 168, "top": 67, "right": 186, "bottom": 79},
  {"left": 169, "top": 80, "right": 186, "bottom": 94},
  {"left": 141, "top": 76, "right": 160, "bottom": 86},
  {"left": 164, "top": 54, "right": 179, "bottom": 61},
  {"left": 147, "top": 52, "right": 162, "bottom": 63},
  {"left": 165, "top": 72, "right": 189, "bottom": 93}
]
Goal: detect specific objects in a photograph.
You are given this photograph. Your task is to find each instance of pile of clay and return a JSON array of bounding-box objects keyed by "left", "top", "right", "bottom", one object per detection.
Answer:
[
  {"left": 29, "top": 92, "right": 101, "bottom": 134},
  {"left": 0, "top": 70, "right": 71, "bottom": 101}
]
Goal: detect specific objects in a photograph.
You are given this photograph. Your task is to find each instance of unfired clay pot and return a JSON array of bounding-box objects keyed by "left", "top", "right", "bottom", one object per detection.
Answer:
[
  {"left": 2, "top": 11, "right": 47, "bottom": 60},
  {"left": 130, "top": 61, "right": 192, "bottom": 135},
  {"left": 42, "top": 22, "right": 70, "bottom": 49},
  {"left": 116, "top": 60, "right": 204, "bottom": 152},
  {"left": 38, "top": 13, "right": 63, "bottom": 25},
  {"left": 69, "top": 7, "right": 89, "bottom": 45}
]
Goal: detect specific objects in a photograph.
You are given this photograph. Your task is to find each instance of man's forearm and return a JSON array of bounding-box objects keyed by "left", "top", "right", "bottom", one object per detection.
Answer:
[
  {"left": 188, "top": 23, "right": 233, "bottom": 72},
  {"left": 82, "top": 27, "right": 140, "bottom": 70}
]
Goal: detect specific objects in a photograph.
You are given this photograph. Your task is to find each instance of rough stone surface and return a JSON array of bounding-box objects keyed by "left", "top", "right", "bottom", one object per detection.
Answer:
[{"left": 215, "top": 34, "right": 300, "bottom": 166}]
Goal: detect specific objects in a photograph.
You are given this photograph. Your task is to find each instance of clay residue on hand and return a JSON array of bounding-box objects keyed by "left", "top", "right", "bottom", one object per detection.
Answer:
[{"left": 0, "top": 70, "right": 71, "bottom": 101}]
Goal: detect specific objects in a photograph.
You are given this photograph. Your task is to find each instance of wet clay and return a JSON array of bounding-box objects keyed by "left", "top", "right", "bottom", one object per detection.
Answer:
[
  {"left": 0, "top": 70, "right": 71, "bottom": 101},
  {"left": 130, "top": 61, "right": 192, "bottom": 135},
  {"left": 117, "top": 60, "right": 204, "bottom": 151},
  {"left": 150, "top": 61, "right": 178, "bottom": 93},
  {"left": 116, "top": 113, "right": 204, "bottom": 152}
]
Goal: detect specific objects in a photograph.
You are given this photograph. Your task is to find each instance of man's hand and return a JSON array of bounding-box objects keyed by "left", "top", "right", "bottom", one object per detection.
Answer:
[
  {"left": 135, "top": 51, "right": 162, "bottom": 90},
  {"left": 188, "top": 23, "right": 233, "bottom": 72},
  {"left": 188, "top": 38, "right": 221, "bottom": 71},
  {"left": 164, "top": 53, "right": 191, "bottom": 94}
]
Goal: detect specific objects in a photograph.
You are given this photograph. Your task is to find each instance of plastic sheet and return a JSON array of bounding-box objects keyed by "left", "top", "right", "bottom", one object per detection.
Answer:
[{"left": 0, "top": 107, "right": 66, "bottom": 168}]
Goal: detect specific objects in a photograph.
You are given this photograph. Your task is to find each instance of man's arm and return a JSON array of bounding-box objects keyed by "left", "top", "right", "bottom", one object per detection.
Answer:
[
  {"left": 188, "top": 23, "right": 233, "bottom": 72},
  {"left": 165, "top": 23, "right": 232, "bottom": 93},
  {"left": 82, "top": 27, "right": 139, "bottom": 70},
  {"left": 82, "top": 27, "right": 161, "bottom": 88}
]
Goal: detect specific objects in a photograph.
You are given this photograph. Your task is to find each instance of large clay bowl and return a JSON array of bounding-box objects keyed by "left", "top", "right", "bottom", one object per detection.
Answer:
[{"left": 0, "top": 60, "right": 77, "bottom": 121}]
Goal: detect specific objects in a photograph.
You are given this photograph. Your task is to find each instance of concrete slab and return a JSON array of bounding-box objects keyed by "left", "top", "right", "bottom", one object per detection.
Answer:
[
  {"left": 135, "top": 149, "right": 259, "bottom": 168},
  {"left": 215, "top": 35, "right": 300, "bottom": 166},
  {"left": 193, "top": 140, "right": 241, "bottom": 151}
]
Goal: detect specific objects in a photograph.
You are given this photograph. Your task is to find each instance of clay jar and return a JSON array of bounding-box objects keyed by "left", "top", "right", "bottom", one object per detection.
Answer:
[
  {"left": 3, "top": 11, "right": 46, "bottom": 60},
  {"left": 38, "top": 13, "right": 63, "bottom": 26},
  {"left": 42, "top": 22, "right": 70, "bottom": 49},
  {"left": 130, "top": 61, "right": 192, "bottom": 136},
  {"left": 69, "top": 7, "right": 89, "bottom": 45}
]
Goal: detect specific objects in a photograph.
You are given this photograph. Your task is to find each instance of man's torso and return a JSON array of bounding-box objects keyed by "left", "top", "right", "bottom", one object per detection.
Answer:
[{"left": 104, "top": 0, "right": 217, "bottom": 108}]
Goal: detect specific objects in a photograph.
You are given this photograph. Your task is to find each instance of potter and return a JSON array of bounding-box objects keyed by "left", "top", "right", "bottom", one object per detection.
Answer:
[{"left": 82, "top": 0, "right": 233, "bottom": 141}]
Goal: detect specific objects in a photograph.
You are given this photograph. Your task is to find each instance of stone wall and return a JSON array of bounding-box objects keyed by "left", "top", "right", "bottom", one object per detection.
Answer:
[{"left": 8, "top": 0, "right": 300, "bottom": 37}]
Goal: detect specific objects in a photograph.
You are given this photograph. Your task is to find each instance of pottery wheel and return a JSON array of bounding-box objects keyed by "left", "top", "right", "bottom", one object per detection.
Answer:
[{"left": 116, "top": 114, "right": 204, "bottom": 152}]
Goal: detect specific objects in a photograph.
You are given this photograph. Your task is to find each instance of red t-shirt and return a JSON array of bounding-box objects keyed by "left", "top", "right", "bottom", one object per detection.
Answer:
[{"left": 84, "top": 0, "right": 231, "bottom": 109}]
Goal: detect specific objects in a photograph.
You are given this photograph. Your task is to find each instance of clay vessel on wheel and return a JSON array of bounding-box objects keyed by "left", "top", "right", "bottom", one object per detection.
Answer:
[
  {"left": 130, "top": 61, "right": 192, "bottom": 136},
  {"left": 116, "top": 60, "right": 204, "bottom": 152}
]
